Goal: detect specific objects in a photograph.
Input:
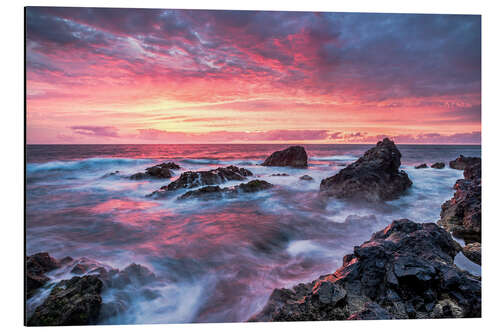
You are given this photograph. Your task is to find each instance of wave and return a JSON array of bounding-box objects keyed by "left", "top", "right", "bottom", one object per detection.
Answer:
[
  {"left": 309, "top": 155, "right": 358, "bottom": 162},
  {"left": 27, "top": 157, "right": 154, "bottom": 174},
  {"left": 181, "top": 158, "right": 257, "bottom": 166}
]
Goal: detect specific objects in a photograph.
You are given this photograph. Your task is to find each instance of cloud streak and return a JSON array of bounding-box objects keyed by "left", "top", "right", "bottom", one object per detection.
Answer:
[{"left": 26, "top": 8, "right": 481, "bottom": 144}]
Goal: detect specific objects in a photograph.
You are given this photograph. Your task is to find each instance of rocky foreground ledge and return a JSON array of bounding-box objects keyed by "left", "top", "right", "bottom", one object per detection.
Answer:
[
  {"left": 250, "top": 219, "right": 481, "bottom": 321},
  {"left": 438, "top": 157, "right": 481, "bottom": 265}
]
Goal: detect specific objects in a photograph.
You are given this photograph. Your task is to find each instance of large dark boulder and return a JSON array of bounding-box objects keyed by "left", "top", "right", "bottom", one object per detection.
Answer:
[
  {"left": 26, "top": 252, "right": 62, "bottom": 299},
  {"left": 450, "top": 155, "right": 481, "bottom": 170},
  {"left": 250, "top": 219, "right": 480, "bottom": 322},
  {"left": 438, "top": 161, "right": 481, "bottom": 243},
  {"left": 262, "top": 146, "right": 308, "bottom": 168},
  {"left": 28, "top": 276, "right": 103, "bottom": 326},
  {"left": 147, "top": 166, "right": 253, "bottom": 198},
  {"left": 130, "top": 162, "right": 180, "bottom": 180},
  {"left": 177, "top": 180, "right": 273, "bottom": 201},
  {"left": 319, "top": 138, "right": 412, "bottom": 201}
]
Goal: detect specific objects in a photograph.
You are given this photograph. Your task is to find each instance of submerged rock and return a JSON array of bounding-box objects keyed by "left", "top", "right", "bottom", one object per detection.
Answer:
[
  {"left": 130, "top": 162, "right": 180, "bottom": 180},
  {"left": 300, "top": 175, "right": 314, "bottom": 181},
  {"left": 26, "top": 252, "right": 62, "bottom": 299},
  {"left": 431, "top": 162, "right": 445, "bottom": 169},
  {"left": 262, "top": 146, "right": 308, "bottom": 168},
  {"left": 28, "top": 275, "right": 103, "bottom": 326},
  {"left": 178, "top": 180, "right": 273, "bottom": 201},
  {"left": 450, "top": 155, "right": 481, "bottom": 170},
  {"left": 270, "top": 173, "right": 289, "bottom": 177},
  {"left": 438, "top": 161, "right": 481, "bottom": 243},
  {"left": 462, "top": 242, "right": 481, "bottom": 265},
  {"left": 319, "top": 138, "right": 412, "bottom": 201},
  {"left": 147, "top": 166, "right": 253, "bottom": 198},
  {"left": 415, "top": 164, "right": 428, "bottom": 169},
  {"left": 250, "top": 219, "right": 480, "bottom": 322}
]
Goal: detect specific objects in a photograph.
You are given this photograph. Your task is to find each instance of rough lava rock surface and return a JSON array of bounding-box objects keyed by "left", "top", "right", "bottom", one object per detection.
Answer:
[
  {"left": 462, "top": 242, "right": 481, "bottom": 265},
  {"left": 178, "top": 180, "right": 273, "bottom": 200},
  {"left": 28, "top": 275, "right": 103, "bottom": 326},
  {"left": 147, "top": 165, "right": 253, "bottom": 198},
  {"left": 250, "top": 219, "right": 481, "bottom": 322},
  {"left": 26, "top": 252, "right": 62, "bottom": 298},
  {"left": 319, "top": 138, "right": 412, "bottom": 201},
  {"left": 130, "top": 162, "right": 180, "bottom": 180},
  {"left": 262, "top": 146, "right": 308, "bottom": 168},
  {"left": 449, "top": 155, "right": 481, "bottom": 170},
  {"left": 438, "top": 160, "right": 481, "bottom": 243}
]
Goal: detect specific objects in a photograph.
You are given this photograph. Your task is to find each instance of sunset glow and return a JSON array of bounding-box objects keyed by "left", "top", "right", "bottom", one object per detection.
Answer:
[{"left": 26, "top": 8, "right": 481, "bottom": 144}]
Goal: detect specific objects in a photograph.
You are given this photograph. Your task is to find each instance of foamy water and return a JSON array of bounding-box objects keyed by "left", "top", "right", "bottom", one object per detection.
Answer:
[{"left": 26, "top": 144, "right": 481, "bottom": 323}]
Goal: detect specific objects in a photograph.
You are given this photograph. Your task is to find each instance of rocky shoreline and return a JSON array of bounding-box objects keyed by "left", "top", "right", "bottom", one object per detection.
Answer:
[{"left": 26, "top": 139, "right": 482, "bottom": 325}]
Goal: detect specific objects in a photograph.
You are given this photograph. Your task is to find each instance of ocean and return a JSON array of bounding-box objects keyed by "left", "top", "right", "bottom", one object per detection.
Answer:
[{"left": 25, "top": 144, "right": 481, "bottom": 324}]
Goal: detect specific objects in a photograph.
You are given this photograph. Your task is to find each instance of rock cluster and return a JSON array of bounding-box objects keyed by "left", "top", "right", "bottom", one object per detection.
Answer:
[
  {"left": 449, "top": 155, "right": 481, "bottom": 170},
  {"left": 26, "top": 253, "right": 157, "bottom": 326},
  {"left": 250, "top": 219, "right": 481, "bottom": 321},
  {"left": 262, "top": 146, "right": 308, "bottom": 168},
  {"left": 178, "top": 180, "right": 273, "bottom": 201},
  {"left": 28, "top": 276, "right": 103, "bottom": 326},
  {"left": 130, "top": 162, "right": 180, "bottom": 180},
  {"left": 319, "top": 138, "right": 412, "bottom": 201},
  {"left": 27, "top": 252, "right": 63, "bottom": 298},
  {"left": 438, "top": 159, "right": 481, "bottom": 264},
  {"left": 147, "top": 166, "right": 253, "bottom": 198}
]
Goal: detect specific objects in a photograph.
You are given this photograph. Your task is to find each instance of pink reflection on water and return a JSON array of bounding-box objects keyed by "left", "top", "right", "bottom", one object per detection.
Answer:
[{"left": 92, "top": 198, "right": 159, "bottom": 213}]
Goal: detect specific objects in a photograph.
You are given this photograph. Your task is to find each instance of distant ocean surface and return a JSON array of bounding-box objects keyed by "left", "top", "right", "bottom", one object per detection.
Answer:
[{"left": 25, "top": 144, "right": 481, "bottom": 324}]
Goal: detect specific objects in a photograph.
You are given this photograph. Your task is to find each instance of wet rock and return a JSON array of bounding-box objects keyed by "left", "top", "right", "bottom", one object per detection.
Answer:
[
  {"left": 130, "top": 162, "right": 180, "bottom": 180},
  {"left": 438, "top": 161, "right": 481, "bottom": 243},
  {"left": 101, "top": 171, "right": 120, "bottom": 178},
  {"left": 415, "top": 164, "right": 428, "bottom": 169},
  {"left": 462, "top": 242, "right": 481, "bottom": 265},
  {"left": 450, "top": 155, "right": 481, "bottom": 170},
  {"left": 300, "top": 175, "right": 314, "bottom": 181},
  {"left": 178, "top": 180, "right": 273, "bottom": 201},
  {"left": 319, "top": 138, "right": 412, "bottom": 202},
  {"left": 262, "top": 146, "right": 308, "bottom": 168},
  {"left": 431, "top": 162, "right": 445, "bottom": 169},
  {"left": 271, "top": 173, "right": 289, "bottom": 177},
  {"left": 147, "top": 166, "right": 253, "bottom": 198},
  {"left": 26, "top": 252, "right": 61, "bottom": 298},
  {"left": 27, "top": 275, "right": 103, "bottom": 326},
  {"left": 250, "top": 219, "right": 480, "bottom": 322}
]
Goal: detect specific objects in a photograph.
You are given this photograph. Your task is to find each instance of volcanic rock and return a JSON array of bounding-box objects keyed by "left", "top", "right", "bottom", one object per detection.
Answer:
[
  {"left": 450, "top": 155, "right": 481, "bottom": 170},
  {"left": 178, "top": 180, "right": 273, "bottom": 201},
  {"left": 26, "top": 252, "right": 61, "bottom": 299},
  {"left": 438, "top": 161, "right": 481, "bottom": 243},
  {"left": 250, "top": 219, "right": 480, "bottom": 322},
  {"left": 262, "top": 146, "right": 308, "bottom": 168},
  {"left": 130, "top": 162, "right": 180, "bottom": 180},
  {"left": 319, "top": 138, "right": 412, "bottom": 201},
  {"left": 147, "top": 166, "right": 253, "bottom": 198},
  {"left": 462, "top": 242, "right": 481, "bottom": 265},
  {"left": 415, "top": 164, "right": 428, "bottom": 169},
  {"left": 431, "top": 162, "right": 445, "bottom": 169},
  {"left": 28, "top": 275, "right": 103, "bottom": 326}
]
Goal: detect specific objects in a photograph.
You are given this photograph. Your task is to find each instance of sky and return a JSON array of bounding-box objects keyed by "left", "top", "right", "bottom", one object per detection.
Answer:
[{"left": 26, "top": 8, "right": 481, "bottom": 144}]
